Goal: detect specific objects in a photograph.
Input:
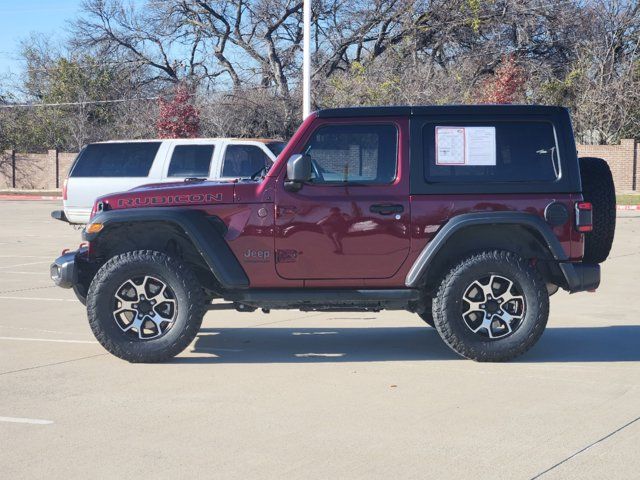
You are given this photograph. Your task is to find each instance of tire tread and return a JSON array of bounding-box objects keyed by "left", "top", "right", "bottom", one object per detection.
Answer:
[
  {"left": 87, "top": 250, "right": 205, "bottom": 363},
  {"left": 432, "top": 250, "right": 549, "bottom": 362}
]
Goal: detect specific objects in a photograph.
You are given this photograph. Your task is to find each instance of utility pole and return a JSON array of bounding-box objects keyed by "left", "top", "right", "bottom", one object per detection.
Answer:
[{"left": 302, "top": 0, "right": 311, "bottom": 119}]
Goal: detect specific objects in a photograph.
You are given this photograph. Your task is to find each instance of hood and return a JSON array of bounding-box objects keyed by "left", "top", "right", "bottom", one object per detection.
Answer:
[{"left": 96, "top": 180, "right": 236, "bottom": 212}]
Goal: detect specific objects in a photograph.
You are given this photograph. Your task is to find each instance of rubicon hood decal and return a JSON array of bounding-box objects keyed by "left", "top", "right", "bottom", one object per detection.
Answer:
[
  {"left": 97, "top": 182, "right": 235, "bottom": 210},
  {"left": 117, "top": 192, "right": 222, "bottom": 208}
]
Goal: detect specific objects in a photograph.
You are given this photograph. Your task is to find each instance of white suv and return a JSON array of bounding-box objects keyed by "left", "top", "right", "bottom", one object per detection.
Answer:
[{"left": 56, "top": 138, "right": 285, "bottom": 224}]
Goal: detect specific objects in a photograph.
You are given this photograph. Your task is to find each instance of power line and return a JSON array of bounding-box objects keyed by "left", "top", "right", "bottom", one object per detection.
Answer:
[{"left": 0, "top": 96, "right": 159, "bottom": 109}]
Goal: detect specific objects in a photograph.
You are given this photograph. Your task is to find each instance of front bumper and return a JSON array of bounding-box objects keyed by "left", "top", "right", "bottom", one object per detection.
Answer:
[
  {"left": 50, "top": 247, "right": 88, "bottom": 289},
  {"left": 559, "top": 262, "right": 600, "bottom": 293}
]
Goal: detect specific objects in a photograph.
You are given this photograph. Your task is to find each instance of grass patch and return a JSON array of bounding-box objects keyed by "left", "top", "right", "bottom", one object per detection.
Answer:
[{"left": 617, "top": 194, "right": 640, "bottom": 205}]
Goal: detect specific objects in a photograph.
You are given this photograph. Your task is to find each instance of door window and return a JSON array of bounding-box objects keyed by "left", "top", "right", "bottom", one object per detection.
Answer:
[
  {"left": 222, "top": 145, "right": 272, "bottom": 178},
  {"left": 303, "top": 124, "right": 398, "bottom": 184},
  {"left": 167, "top": 144, "right": 215, "bottom": 178}
]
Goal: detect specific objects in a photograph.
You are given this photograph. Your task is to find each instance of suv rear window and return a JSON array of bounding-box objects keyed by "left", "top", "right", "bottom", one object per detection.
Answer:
[
  {"left": 303, "top": 124, "right": 397, "bottom": 184},
  {"left": 167, "top": 145, "right": 215, "bottom": 178},
  {"left": 423, "top": 122, "right": 559, "bottom": 183},
  {"left": 70, "top": 142, "right": 160, "bottom": 178}
]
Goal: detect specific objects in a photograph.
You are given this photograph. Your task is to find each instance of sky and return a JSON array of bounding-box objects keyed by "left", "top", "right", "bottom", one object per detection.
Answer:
[{"left": 0, "top": 0, "right": 84, "bottom": 78}]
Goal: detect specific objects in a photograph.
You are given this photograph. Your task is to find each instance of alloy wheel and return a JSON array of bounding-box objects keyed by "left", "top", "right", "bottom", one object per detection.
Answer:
[
  {"left": 112, "top": 275, "right": 177, "bottom": 340},
  {"left": 461, "top": 274, "right": 526, "bottom": 339}
]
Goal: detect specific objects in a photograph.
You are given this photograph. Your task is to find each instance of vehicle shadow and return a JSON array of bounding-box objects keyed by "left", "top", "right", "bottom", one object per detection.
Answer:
[{"left": 171, "top": 325, "right": 640, "bottom": 364}]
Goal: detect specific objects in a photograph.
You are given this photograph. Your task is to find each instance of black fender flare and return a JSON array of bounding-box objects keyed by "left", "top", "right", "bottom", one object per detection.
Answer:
[
  {"left": 405, "top": 212, "right": 569, "bottom": 287},
  {"left": 83, "top": 207, "right": 249, "bottom": 289}
]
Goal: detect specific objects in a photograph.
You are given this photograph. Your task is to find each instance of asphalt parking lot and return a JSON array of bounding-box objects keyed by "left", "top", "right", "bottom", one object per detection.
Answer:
[{"left": 0, "top": 201, "right": 638, "bottom": 479}]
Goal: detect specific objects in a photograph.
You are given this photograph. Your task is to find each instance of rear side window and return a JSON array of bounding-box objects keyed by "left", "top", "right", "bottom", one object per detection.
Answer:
[
  {"left": 70, "top": 142, "right": 160, "bottom": 178},
  {"left": 303, "top": 124, "right": 397, "bottom": 184},
  {"left": 167, "top": 145, "right": 215, "bottom": 178},
  {"left": 423, "top": 122, "right": 559, "bottom": 183},
  {"left": 222, "top": 145, "right": 271, "bottom": 178}
]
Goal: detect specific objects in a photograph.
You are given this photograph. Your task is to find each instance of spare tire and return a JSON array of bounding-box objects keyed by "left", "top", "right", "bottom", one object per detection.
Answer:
[{"left": 579, "top": 157, "right": 616, "bottom": 263}]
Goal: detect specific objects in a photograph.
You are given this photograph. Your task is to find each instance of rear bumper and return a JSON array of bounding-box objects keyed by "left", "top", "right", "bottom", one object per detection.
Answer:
[
  {"left": 51, "top": 210, "right": 69, "bottom": 223},
  {"left": 50, "top": 247, "right": 87, "bottom": 289},
  {"left": 55, "top": 207, "right": 91, "bottom": 225},
  {"left": 559, "top": 262, "right": 600, "bottom": 293}
]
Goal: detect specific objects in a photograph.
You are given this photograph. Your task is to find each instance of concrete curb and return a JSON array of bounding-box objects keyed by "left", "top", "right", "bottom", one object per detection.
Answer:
[
  {"left": 0, "top": 194, "right": 62, "bottom": 201},
  {"left": 617, "top": 205, "right": 640, "bottom": 211}
]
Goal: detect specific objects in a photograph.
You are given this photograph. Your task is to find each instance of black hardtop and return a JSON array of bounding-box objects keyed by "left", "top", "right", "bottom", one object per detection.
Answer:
[{"left": 317, "top": 104, "right": 568, "bottom": 118}]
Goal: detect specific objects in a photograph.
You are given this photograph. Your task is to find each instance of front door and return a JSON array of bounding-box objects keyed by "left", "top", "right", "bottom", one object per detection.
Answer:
[{"left": 274, "top": 119, "right": 411, "bottom": 280}]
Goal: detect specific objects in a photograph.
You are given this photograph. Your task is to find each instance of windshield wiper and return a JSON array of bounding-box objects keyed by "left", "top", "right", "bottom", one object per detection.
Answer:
[{"left": 250, "top": 165, "right": 268, "bottom": 181}]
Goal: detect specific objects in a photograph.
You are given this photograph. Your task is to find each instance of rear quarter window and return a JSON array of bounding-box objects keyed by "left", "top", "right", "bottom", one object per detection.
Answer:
[
  {"left": 70, "top": 142, "right": 161, "bottom": 178},
  {"left": 423, "top": 122, "right": 559, "bottom": 183}
]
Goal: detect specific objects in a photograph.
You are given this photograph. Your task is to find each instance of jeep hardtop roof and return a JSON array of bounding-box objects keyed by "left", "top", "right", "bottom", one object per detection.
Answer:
[{"left": 317, "top": 104, "right": 568, "bottom": 118}]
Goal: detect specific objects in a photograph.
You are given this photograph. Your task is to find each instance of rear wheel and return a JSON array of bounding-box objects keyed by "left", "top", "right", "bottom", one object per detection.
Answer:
[
  {"left": 432, "top": 250, "right": 549, "bottom": 362},
  {"left": 579, "top": 157, "right": 616, "bottom": 263},
  {"left": 87, "top": 250, "right": 205, "bottom": 363}
]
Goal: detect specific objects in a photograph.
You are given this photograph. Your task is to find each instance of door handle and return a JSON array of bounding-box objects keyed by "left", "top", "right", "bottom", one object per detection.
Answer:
[{"left": 370, "top": 204, "right": 404, "bottom": 215}]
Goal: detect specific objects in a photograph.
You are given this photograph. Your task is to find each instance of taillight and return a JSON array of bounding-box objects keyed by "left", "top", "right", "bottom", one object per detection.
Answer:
[
  {"left": 575, "top": 201, "right": 593, "bottom": 233},
  {"left": 62, "top": 178, "right": 68, "bottom": 201}
]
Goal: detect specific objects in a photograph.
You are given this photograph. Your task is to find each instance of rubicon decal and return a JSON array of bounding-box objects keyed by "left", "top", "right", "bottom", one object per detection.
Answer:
[{"left": 117, "top": 193, "right": 223, "bottom": 207}]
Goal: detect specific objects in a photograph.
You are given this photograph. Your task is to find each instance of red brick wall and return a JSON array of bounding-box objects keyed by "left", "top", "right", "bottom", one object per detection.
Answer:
[
  {"left": 0, "top": 150, "right": 78, "bottom": 190},
  {"left": 58, "top": 152, "right": 78, "bottom": 180},
  {"left": 577, "top": 139, "right": 638, "bottom": 192}
]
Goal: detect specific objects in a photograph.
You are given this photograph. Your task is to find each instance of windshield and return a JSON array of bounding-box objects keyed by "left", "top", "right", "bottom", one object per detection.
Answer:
[{"left": 266, "top": 141, "right": 287, "bottom": 157}]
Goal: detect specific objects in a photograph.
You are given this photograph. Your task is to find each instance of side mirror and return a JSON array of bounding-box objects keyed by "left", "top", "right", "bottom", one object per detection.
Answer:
[{"left": 284, "top": 154, "right": 312, "bottom": 192}]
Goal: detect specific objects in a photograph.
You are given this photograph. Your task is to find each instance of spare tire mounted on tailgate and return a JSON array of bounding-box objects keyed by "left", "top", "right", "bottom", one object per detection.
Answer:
[{"left": 579, "top": 157, "right": 616, "bottom": 264}]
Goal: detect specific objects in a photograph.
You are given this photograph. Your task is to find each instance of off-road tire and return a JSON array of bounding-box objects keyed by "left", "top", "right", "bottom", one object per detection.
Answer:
[
  {"left": 87, "top": 250, "right": 205, "bottom": 363},
  {"left": 432, "top": 250, "right": 549, "bottom": 362},
  {"left": 418, "top": 298, "right": 435, "bottom": 327},
  {"left": 579, "top": 157, "right": 616, "bottom": 263}
]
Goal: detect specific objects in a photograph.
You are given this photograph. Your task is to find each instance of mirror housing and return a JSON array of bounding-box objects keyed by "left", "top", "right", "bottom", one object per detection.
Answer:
[{"left": 284, "top": 154, "right": 312, "bottom": 192}]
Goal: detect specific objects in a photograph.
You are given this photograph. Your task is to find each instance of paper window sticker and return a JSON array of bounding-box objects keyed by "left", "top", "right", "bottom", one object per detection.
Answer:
[
  {"left": 465, "top": 127, "right": 496, "bottom": 166},
  {"left": 436, "top": 127, "right": 466, "bottom": 165}
]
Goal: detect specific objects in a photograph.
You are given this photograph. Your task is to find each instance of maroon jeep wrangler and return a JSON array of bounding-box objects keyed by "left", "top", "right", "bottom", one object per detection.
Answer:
[{"left": 51, "top": 105, "right": 616, "bottom": 362}]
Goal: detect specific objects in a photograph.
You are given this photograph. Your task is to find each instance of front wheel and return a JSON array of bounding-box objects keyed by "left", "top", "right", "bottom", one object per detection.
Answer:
[
  {"left": 432, "top": 250, "right": 549, "bottom": 362},
  {"left": 87, "top": 250, "right": 205, "bottom": 363}
]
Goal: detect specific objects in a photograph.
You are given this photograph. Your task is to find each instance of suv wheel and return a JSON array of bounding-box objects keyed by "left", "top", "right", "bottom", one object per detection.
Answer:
[
  {"left": 432, "top": 250, "right": 549, "bottom": 362},
  {"left": 87, "top": 250, "right": 205, "bottom": 363}
]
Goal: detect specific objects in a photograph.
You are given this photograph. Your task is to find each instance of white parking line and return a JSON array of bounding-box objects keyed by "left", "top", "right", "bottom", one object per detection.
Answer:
[
  {"left": 0, "top": 296, "right": 77, "bottom": 302},
  {"left": 0, "top": 325, "right": 83, "bottom": 335},
  {"left": 0, "top": 255, "right": 51, "bottom": 259},
  {"left": 2, "top": 271, "right": 48, "bottom": 275},
  {"left": 0, "top": 416, "right": 53, "bottom": 425},
  {"left": 0, "top": 336, "right": 97, "bottom": 344},
  {"left": 0, "top": 261, "right": 51, "bottom": 270}
]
